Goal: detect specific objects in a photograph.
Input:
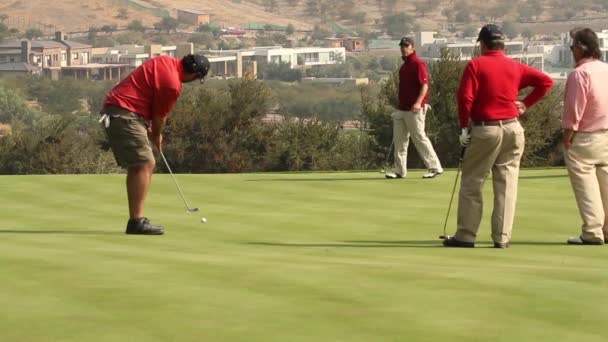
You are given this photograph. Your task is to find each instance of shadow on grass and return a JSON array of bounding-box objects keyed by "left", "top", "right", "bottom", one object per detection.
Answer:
[
  {"left": 0, "top": 229, "right": 121, "bottom": 235},
  {"left": 248, "top": 240, "right": 569, "bottom": 248},
  {"left": 246, "top": 174, "right": 567, "bottom": 182},
  {"left": 346, "top": 240, "right": 568, "bottom": 246},
  {"left": 247, "top": 240, "right": 441, "bottom": 248},
  {"left": 245, "top": 178, "right": 389, "bottom": 182}
]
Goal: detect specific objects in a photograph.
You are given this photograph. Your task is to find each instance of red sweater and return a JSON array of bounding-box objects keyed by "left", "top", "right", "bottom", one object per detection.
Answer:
[
  {"left": 104, "top": 55, "right": 183, "bottom": 122},
  {"left": 398, "top": 51, "right": 429, "bottom": 111},
  {"left": 457, "top": 50, "right": 553, "bottom": 128}
]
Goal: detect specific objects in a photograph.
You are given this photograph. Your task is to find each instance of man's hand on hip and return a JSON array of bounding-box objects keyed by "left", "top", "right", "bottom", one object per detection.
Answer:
[
  {"left": 515, "top": 101, "right": 527, "bottom": 115},
  {"left": 411, "top": 103, "right": 422, "bottom": 113}
]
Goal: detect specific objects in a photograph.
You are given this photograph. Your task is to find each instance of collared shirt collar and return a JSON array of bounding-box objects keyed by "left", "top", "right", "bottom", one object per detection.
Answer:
[
  {"left": 576, "top": 57, "right": 597, "bottom": 68},
  {"left": 404, "top": 51, "right": 417, "bottom": 61},
  {"left": 482, "top": 49, "right": 506, "bottom": 57}
]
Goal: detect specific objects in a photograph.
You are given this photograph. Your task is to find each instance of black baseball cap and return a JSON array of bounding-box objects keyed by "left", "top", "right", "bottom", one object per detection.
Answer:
[
  {"left": 398, "top": 37, "right": 415, "bottom": 47},
  {"left": 183, "top": 54, "right": 210, "bottom": 80},
  {"left": 477, "top": 24, "right": 505, "bottom": 42}
]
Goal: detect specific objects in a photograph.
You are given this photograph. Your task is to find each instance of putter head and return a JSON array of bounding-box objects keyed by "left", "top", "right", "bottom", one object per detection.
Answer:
[
  {"left": 439, "top": 235, "right": 452, "bottom": 240},
  {"left": 186, "top": 208, "right": 200, "bottom": 213}
]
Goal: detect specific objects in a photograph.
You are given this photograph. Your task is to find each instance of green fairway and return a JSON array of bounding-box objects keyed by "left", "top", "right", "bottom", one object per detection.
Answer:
[{"left": 1, "top": 169, "right": 607, "bottom": 341}]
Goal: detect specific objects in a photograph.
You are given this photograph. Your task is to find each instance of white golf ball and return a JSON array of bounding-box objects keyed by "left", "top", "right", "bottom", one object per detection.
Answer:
[{"left": 201, "top": 217, "right": 208, "bottom": 223}]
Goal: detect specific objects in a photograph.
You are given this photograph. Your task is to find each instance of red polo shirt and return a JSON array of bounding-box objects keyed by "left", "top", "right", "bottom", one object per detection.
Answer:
[
  {"left": 398, "top": 51, "right": 429, "bottom": 111},
  {"left": 104, "top": 55, "right": 183, "bottom": 121},
  {"left": 457, "top": 50, "right": 553, "bottom": 128}
]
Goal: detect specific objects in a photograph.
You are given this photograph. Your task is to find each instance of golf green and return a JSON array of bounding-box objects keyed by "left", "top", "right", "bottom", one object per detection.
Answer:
[{"left": 1, "top": 169, "right": 606, "bottom": 341}]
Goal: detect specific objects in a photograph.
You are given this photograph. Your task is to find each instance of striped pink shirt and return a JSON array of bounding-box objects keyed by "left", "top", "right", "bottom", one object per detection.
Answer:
[{"left": 562, "top": 58, "right": 608, "bottom": 132}]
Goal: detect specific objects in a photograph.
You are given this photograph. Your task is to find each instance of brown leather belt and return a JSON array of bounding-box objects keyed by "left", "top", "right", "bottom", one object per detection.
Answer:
[{"left": 473, "top": 118, "right": 518, "bottom": 126}]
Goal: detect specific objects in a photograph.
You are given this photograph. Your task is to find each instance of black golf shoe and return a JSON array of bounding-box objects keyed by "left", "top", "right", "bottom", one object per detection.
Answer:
[
  {"left": 126, "top": 217, "right": 165, "bottom": 235},
  {"left": 443, "top": 236, "right": 474, "bottom": 248}
]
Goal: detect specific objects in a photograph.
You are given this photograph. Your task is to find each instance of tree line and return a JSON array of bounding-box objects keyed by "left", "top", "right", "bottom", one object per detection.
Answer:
[{"left": 0, "top": 54, "right": 565, "bottom": 175}]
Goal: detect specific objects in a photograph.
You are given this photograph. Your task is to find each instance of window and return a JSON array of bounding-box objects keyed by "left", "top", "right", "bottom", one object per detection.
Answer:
[
  {"left": 0, "top": 56, "right": 6, "bottom": 62},
  {"left": 53, "top": 54, "right": 58, "bottom": 61},
  {"left": 61, "top": 53, "right": 66, "bottom": 61},
  {"left": 301, "top": 53, "right": 319, "bottom": 63},
  {"left": 271, "top": 55, "right": 281, "bottom": 63},
  {"left": 72, "top": 52, "right": 78, "bottom": 60},
  {"left": 329, "top": 52, "right": 336, "bottom": 61}
]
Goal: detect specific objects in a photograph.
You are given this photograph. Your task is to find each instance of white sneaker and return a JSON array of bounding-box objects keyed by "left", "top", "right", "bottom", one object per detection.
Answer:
[
  {"left": 384, "top": 172, "right": 404, "bottom": 179},
  {"left": 422, "top": 168, "right": 443, "bottom": 179}
]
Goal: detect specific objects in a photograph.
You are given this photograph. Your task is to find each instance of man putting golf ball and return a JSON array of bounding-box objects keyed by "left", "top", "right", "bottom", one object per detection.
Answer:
[{"left": 100, "top": 54, "right": 210, "bottom": 235}]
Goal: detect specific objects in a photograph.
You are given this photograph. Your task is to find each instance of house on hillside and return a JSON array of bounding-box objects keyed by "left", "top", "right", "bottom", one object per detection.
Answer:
[
  {"left": 0, "top": 31, "right": 128, "bottom": 80},
  {"left": 343, "top": 37, "right": 366, "bottom": 52},
  {"left": 323, "top": 37, "right": 366, "bottom": 52},
  {"left": 0, "top": 62, "right": 40, "bottom": 77},
  {"left": 323, "top": 38, "right": 343, "bottom": 48},
  {"left": 177, "top": 9, "right": 210, "bottom": 25},
  {"left": 91, "top": 43, "right": 193, "bottom": 68},
  {"left": 210, "top": 45, "right": 346, "bottom": 71}
]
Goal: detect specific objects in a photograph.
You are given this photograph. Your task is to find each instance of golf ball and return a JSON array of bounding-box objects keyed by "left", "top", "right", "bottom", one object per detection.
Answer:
[{"left": 201, "top": 217, "right": 208, "bottom": 223}]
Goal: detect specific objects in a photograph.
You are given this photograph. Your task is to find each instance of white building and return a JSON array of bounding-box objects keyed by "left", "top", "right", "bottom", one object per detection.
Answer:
[
  {"left": 209, "top": 46, "right": 346, "bottom": 69},
  {"left": 91, "top": 44, "right": 193, "bottom": 68},
  {"left": 415, "top": 31, "right": 545, "bottom": 71}
]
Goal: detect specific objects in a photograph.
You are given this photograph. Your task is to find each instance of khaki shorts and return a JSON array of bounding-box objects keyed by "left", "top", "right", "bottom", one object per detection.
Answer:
[{"left": 101, "top": 105, "right": 155, "bottom": 168}]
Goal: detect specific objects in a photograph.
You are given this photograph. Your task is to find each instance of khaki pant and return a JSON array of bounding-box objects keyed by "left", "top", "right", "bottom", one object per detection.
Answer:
[
  {"left": 391, "top": 107, "right": 442, "bottom": 176},
  {"left": 564, "top": 130, "right": 608, "bottom": 243},
  {"left": 454, "top": 120, "right": 525, "bottom": 244}
]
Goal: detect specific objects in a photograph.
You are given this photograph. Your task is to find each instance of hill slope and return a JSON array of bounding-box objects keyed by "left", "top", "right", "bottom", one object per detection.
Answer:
[{"left": 1, "top": 0, "right": 606, "bottom": 37}]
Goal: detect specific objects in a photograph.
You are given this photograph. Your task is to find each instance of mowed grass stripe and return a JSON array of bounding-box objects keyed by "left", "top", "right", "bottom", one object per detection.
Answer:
[{"left": 1, "top": 169, "right": 608, "bottom": 341}]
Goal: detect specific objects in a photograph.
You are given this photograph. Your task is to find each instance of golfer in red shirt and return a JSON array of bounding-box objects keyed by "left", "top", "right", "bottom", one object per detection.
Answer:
[
  {"left": 385, "top": 37, "right": 443, "bottom": 179},
  {"left": 443, "top": 24, "right": 553, "bottom": 248},
  {"left": 100, "top": 54, "right": 210, "bottom": 235}
]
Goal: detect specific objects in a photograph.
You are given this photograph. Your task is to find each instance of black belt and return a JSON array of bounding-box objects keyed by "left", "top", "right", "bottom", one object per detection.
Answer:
[{"left": 473, "top": 118, "right": 518, "bottom": 126}]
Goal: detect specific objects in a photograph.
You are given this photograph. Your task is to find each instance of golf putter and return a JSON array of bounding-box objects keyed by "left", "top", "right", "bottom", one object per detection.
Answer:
[
  {"left": 439, "top": 146, "right": 466, "bottom": 240},
  {"left": 160, "top": 151, "right": 200, "bottom": 214}
]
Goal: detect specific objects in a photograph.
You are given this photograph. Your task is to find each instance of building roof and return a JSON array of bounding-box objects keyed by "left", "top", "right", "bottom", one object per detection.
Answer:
[
  {"left": 31, "top": 41, "right": 65, "bottom": 49},
  {"left": 0, "top": 62, "right": 39, "bottom": 72},
  {"left": 0, "top": 42, "right": 20, "bottom": 49},
  {"left": 0, "top": 40, "right": 91, "bottom": 50},
  {"left": 57, "top": 40, "right": 92, "bottom": 48},
  {"left": 178, "top": 8, "right": 208, "bottom": 15},
  {"left": 0, "top": 49, "right": 22, "bottom": 55}
]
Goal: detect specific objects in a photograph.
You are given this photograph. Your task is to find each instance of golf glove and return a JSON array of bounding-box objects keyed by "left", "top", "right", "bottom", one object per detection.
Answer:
[{"left": 459, "top": 128, "right": 471, "bottom": 147}]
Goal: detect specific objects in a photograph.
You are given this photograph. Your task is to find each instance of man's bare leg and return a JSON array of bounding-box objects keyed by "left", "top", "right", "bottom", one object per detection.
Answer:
[{"left": 126, "top": 162, "right": 155, "bottom": 219}]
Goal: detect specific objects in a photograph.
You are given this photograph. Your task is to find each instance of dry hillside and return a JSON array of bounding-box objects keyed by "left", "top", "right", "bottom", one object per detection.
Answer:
[
  {"left": 1, "top": 0, "right": 606, "bottom": 36},
  {"left": 0, "top": 0, "right": 313, "bottom": 33}
]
